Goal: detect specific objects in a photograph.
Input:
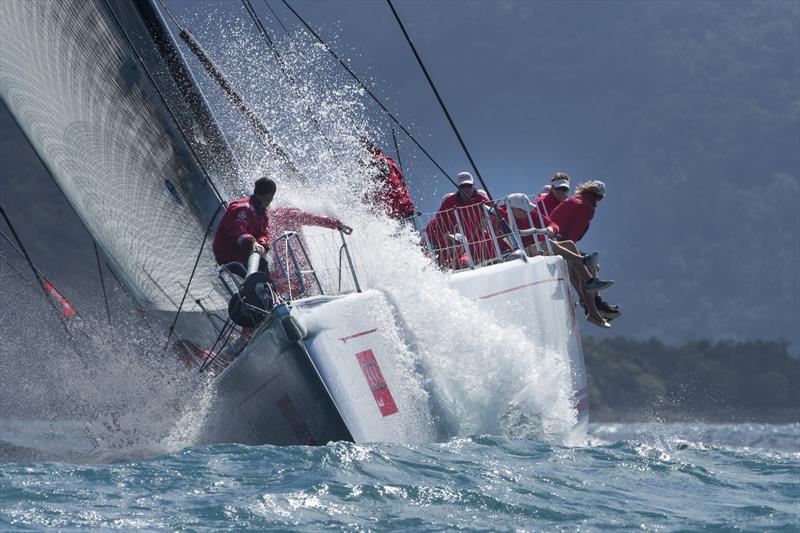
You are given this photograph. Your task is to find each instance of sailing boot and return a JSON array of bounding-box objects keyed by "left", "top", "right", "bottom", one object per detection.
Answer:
[
  {"left": 595, "top": 294, "right": 621, "bottom": 321},
  {"left": 586, "top": 277, "right": 614, "bottom": 293},
  {"left": 586, "top": 313, "right": 611, "bottom": 329},
  {"left": 583, "top": 251, "right": 600, "bottom": 272}
]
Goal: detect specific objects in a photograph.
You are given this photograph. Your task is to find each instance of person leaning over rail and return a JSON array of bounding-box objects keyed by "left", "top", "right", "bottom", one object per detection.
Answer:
[
  {"left": 212, "top": 177, "right": 276, "bottom": 278},
  {"left": 268, "top": 205, "right": 352, "bottom": 299},
  {"left": 548, "top": 180, "right": 621, "bottom": 322},
  {"left": 535, "top": 171, "right": 570, "bottom": 218},
  {"left": 496, "top": 193, "right": 613, "bottom": 329},
  {"left": 424, "top": 171, "right": 493, "bottom": 269}
]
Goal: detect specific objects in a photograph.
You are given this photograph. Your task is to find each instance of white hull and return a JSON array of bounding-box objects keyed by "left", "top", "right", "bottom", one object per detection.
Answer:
[
  {"left": 204, "top": 290, "right": 439, "bottom": 445},
  {"left": 448, "top": 255, "right": 589, "bottom": 433},
  {"left": 208, "top": 255, "right": 587, "bottom": 445}
]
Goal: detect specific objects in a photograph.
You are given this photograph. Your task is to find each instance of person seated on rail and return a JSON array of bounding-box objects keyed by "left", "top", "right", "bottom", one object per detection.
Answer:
[
  {"left": 496, "top": 193, "right": 613, "bottom": 329},
  {"left": 360, "top": 138, "right": 416, "bottom": 222},
  {"left": 549, "top": 180, "right": 620, "bottom": 323},
  {"left": 535, "top": 171, "right": 571, "bottom": 218},
  {"left": 212, "top": 177, "right": 275, "bottom": 278},
  {"left": 268, "top": 204, "right": 353, "bottom": 300},
  {"left": 424, "top": 171, "right": 494, "bottom": 269}
]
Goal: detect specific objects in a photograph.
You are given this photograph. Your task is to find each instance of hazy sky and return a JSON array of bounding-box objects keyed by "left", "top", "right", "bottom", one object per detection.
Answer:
[{"left": 2, "top": 0, "right": 798, "bottom": 348}]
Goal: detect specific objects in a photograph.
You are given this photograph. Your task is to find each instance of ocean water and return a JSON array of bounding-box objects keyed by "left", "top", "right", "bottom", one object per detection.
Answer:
[
  {"left": 1, "top": 423, "right": 797, "bottom": 531},
  {"left": 1, "top": 5, "right": 798, "bottom": 532}
]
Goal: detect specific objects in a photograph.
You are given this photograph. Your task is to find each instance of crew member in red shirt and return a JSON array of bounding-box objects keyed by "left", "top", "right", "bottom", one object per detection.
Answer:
[
  {"left": 549, "top": 180, "right": 602, "bottom": 242},
  {"left": 535, "top": 171, "right": 570, "bottom": 218},
  {"left": 269, "top": 206, "right": 352, "bottom": 298},
  {"left": 425, "top": 172, "right": 492, "bottom": 269},
  {"left": 212, "top": 177, "right": 276, "bottom": 277},
  {"left": 549, "top": 180, "right": 620, "bottom": 321},
  {"left": 362, "top": 141, "right": 415, "bottom": 221},
  {"left": 498, "top": 193, "right": 612, "bottom": 328}
]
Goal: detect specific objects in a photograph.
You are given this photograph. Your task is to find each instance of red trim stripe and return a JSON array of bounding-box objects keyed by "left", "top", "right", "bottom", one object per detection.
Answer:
[
  {"left": 339, "top": 328, "right": 378, "bottom": 343},
  {"left": 476, "top": 277, "right": 565, "bottom": 300}
]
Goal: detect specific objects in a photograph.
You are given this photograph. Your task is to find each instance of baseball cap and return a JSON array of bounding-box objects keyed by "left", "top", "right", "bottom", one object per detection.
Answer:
[
  {"left": 505, "top": 193, "right": 534, "bottom": 212},
  {"left": 456, "top": 172, "right": 474, "bottom": 186},
  {"left": 593, "top": 180, "right": 606, "bottom": 198}
]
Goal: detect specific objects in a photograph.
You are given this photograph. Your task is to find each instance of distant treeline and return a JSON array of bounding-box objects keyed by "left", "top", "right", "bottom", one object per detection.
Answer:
[{"left": 582, "top": 337, "right": 800, "bottom": 422}]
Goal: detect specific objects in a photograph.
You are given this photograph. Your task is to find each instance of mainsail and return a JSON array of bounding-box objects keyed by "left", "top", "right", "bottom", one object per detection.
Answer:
[{"left": 0, "top": 0, "right": 237, "bottom": 318}]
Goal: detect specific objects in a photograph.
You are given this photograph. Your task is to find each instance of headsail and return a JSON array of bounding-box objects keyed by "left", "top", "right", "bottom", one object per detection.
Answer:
[{"left": 0, "top": 0, "right": 236, "bottom": 316}]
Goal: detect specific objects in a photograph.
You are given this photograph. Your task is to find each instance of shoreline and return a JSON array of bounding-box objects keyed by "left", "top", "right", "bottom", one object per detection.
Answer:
[{"left": 589, "top": 407, "right": 799, "bottom": 424}]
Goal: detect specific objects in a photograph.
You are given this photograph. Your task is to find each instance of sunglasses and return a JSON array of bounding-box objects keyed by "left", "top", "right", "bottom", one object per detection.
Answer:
[
  {"left": 458, "top": 183, "right": 474, "bottom": 189},
  {"left": 554, "top": 187, "right": 569, "bottom": 192}
]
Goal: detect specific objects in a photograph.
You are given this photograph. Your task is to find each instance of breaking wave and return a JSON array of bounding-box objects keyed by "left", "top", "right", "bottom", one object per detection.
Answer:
[{"left": 0, "top": 5, "right": 577, "bottom": 463}]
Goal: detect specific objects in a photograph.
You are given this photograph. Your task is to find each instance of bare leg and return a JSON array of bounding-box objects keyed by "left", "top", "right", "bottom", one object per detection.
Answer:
[
  {"left": 567, "top": 262, "right": 607, "bottom": 326},
  {"left": 550, "top": 240, "right": 595, "bottom": 281}
]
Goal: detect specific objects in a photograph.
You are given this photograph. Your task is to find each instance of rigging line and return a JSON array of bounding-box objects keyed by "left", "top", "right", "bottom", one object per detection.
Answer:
[
  {"left": 0, "top": 252, "right": 82, "bottom": 329},
  {"left": 241, "top": 0, "right": 338, "bottom": 155},
  {"left": 164, "top": 202, "right": 224, "bottom": 349},
  {"left": 103, "top": 0, "right": 226, "bottom": 205},
  {"left": 280, "top": 0, "right": 457, "bottom": 187},
  {"left": 182, "top": 28, "right": 304, "bottom": 179},
  {"left": 386, "top": 0, "right": 493, "bottom": 200},
  {"left": 0, "top": 205, "right": 83, "bottom": 354},
  {"left": 0, "top": 228, "right": 46, "bottom": 280},
  {"left": 93, "top": 240, "right": 112, "bottom": 325},
  {"left": 155, "top": 0, "right": 305, "bottom": 179},
  {"left": 391, "top": 127, "right": 404, "bottom": 177},
  {"left": 199, "top": 318, "right": 237, "bottom": 373},
  {"left": 104, "top": 259, "right": 157, "bottom": 331},
  {"left": 0, "top": 252, "right": 36, "bottom": 287},
  {"left": 242, "top": 0, "right": 276, "bottom": 48},
  {"left": 262, "top": 0, "right": 290, "bottom": 35}
]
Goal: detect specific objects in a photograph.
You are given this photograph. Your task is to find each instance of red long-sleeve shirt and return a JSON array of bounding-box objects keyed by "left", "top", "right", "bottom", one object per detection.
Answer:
[
  {"left": 268, "top": 207, "right": 341, "bottom": 241},
  {"left": 535, "top": 191, "right": 563, "bottom": 218},
  {"left": 268, "top": 207, "right": 342, "bottom": 298},
  {"left": 548, "top": 193, "right": 596, "bottom": 242},
  {"left": 365, "top": 146, "right": 415, "bottom": 220},
  {"left": 425, "top": 190, "right": 491, "bottom": 247},
  {"left": 424, "top": 190, "right": 495, "bottom": 267},
  {"left": 212, "top": 196, "right": 270, "bottom": 265}
]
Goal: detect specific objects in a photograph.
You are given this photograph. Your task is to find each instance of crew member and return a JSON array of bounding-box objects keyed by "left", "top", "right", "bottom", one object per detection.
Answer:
[
  {"left": 499, "top": 193, "right": 612, "bottom": 328},
  {"left": 549, "top": 180, "right": 603, "bottom": 243},
  {"left": 212, "top": 177, "right": 276, "bottom": 277},
  {"left": 269, "top": 206, "right": 353, "bottom": 298},
  {"left": 535, "top": 171, "right": 570, "bottom": 218},
  {"left": 362, "top": 140, "right": 415, "bottom": 220},
  {"left": 425, "top": 172, "right": 492, "bottom": 269},
  {"left": 549, "top": 180, "right": 620, "bottom": 321}
]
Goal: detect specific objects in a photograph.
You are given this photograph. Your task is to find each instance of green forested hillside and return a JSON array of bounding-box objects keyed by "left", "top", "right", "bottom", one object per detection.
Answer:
[{"left": 582, "top": 337, "right": 800, "bottom": 421}]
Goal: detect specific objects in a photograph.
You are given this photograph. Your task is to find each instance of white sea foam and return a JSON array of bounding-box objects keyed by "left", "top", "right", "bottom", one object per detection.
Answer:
[
  {"left": 184, "top": 15, "right": 578, "bottom": 442},
  {"left": 0, "top": 9, "right": 578, "bottom": 461}
]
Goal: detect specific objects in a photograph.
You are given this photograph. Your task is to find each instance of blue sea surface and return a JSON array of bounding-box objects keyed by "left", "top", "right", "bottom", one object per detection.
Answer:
[{"left": 1, "top": 423, "right": 798, "bottom": 531}]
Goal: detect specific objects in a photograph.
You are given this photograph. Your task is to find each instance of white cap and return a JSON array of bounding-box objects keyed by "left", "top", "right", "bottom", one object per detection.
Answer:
[
  {"left": 456, "top": 172, "right": 474, "bottom": 186},
  {"left": 551, "top": 178, "right": 570, "bottom": 190},
  {"left": 505, "top": 193, "right": 534, "bottom": 212},
  {"left": 540, "top": 184, "right": 552, "bottom": 194},
  {"left": 593, "top": 180, "right": 606, "bottom": 198}
]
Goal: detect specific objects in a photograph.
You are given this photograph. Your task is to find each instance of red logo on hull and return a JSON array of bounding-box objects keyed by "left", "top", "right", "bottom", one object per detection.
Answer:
[{"left": 355, "top": 349, "right": 398, "bottom": 417}]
